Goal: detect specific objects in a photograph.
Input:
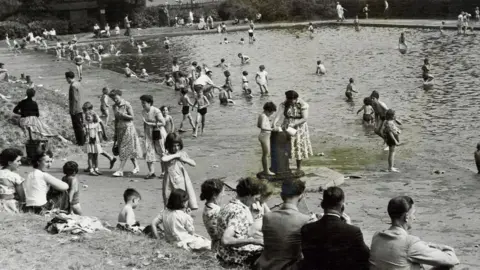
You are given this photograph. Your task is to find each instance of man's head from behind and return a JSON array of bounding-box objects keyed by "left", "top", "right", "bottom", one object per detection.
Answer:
[
  {"left": 65, "top": 71, "right": 75, "bottom": 83},
  {"left": 387, "top": 196, "right": 415, "bottom": 230},
  {"left": 321, "top": 186, "right": 344, "bottom": 213},
  {"left": 281, "top": 179, "right": 306, "bottom": 203}
]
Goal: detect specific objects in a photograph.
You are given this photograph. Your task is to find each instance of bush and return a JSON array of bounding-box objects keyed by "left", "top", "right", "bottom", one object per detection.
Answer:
[
  {"left": 217, "top": 0, "right": 258, "bottom": 21},
  {"left": 69, "top": 18, "right": 97, "bottom": 34},
  {"left": 0, "top": 21, "right": 28, "bottom": 40},
  {"left": 28, "top": 19, "right": 69, "bottom": 36},
  {"left": 131, "top": 6, "right": 169, "bottom": 28}
]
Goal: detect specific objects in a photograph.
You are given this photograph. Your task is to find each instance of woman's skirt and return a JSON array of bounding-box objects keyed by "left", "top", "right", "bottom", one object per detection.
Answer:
[
  {"left": 19, "top": 116, "right": 54, "bottom": 136},
  {"left": 290, "top": 123, "right": 313, "bottom": 160},
  {"left": 117, "top": 121, "right": 143, "bottom": 161}
]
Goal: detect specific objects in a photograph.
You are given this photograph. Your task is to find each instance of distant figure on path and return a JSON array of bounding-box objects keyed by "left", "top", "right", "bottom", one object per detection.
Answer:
[
  {"left": 363, "top": 4, "right": 369, "bottom": 19},
  {"left": 369, "top": 196, "right": 460, "bottom": 269},
  {"left": 124, "top": 15, "right": 131, "bottom": 36},
  {"left": 354, "top": 15, "right": 360, "bottom": 31},
  {"left": 336, "top": 2, "right": 346, "bottom": 22},
  {"left": 66, "top": 71, "right": 85, "bottom": 146},
  {"left": 0, "top": 63, "right": 10, "bottom": 82},
  {"left": 384, "top": 0, "right": 389, "bottom": 19}
]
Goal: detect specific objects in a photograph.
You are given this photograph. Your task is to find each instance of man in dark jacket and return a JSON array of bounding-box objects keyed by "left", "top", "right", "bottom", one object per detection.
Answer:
[
  {"left": 300, "top": 186, "right": 370, "bottom": 270},
  {"left": 65, "top": 71, "right": 84, "bottom": 146}
]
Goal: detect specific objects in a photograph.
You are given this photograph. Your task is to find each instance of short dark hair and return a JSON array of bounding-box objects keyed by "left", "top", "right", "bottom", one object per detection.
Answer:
[
  {"left": 181, "top": 88, "right": 188, "bottom": 95},
  {"left": 285, "top": 90, "right": 299, "bottom": 100},
  {"left": 263, "top": 102, "right": 276, "bottom": 113},
  {"left": 26, "top": 88, "right": 35, "bottom": 98},
  {"left": 167, "top": 189, "right": 189, "bottom": 210},
  {"left": 281, "top": 179, "right": 306, "bottom": 198},
  {"left": 0, "top": 148, "right": 23, "bottom": 168},
  {"left": 236, "top": 177, "right": 261, "bottom": 198},
  {"left": 363, "top": 97, "right": 372, "bottom": 106},
  {"left": 140, "top": 95, "right": 154, "bottom": 105},
  {"left": 200, "top": 179, "right": 224, "bottom": 201},
  {"left": 123, "top": 188, "right": 141, "bottom": 203},
  {"left": 387, "top": 196, "right": 414, "bottom": 219},
  {"left": 32, "top": 150, "right": 53, "bottom": 169},
  {"left": 108, "top": 89, "right": 122, "bottom": 98},
  {"left": 165, "top": 133, "right": 183, "bottom": 153},
  {"left": 385, "top": 109, "right": 395, "bottom": 120},
  {"left": 321, "top": 186, "right": 344, "bottom": 210},
  {"left": 242, "top": 71, "right": 248, "bottom": 76},
  {"left": 371, "top": 90, "right": 379, "bottom": 99},
  {"left": 65, "top": 71, "right": 75, "bottom": 79},
  {"left": 63, "top": 161, "right": 79, "bottom": 176},
  {"left": 224, "top": 70, "right": 230, "bottom": 77}
]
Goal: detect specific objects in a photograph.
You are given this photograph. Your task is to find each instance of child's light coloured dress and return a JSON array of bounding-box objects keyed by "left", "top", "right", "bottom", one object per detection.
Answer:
[
  {"left": 142, "top": 106, "right": 166, "bottom": 162},
  {"left": 162, "top": 152, "right": 198, "bottom": 210},
  {"left": 85, "top": 122, "right": 102, "bottom": 154},
  {"left": 155, "top": 209, "right": 211, "bottom": 251}
]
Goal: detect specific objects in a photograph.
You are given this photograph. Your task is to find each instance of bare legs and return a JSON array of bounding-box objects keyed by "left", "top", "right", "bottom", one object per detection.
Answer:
[
  {"left": 194, "top": 113, "right": 205, "bottom": 137},
  {"left": 388, "top": 145, "right": 398, "bottom": 172},
  {"left": 259, "top": 133, "right": 274, "bottom": 175},
  {"left": 180, "top": 114, "right": 195, "bottom": 131}
]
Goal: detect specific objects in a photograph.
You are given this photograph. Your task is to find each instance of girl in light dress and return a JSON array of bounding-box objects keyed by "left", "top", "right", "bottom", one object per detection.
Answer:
[
  {"left": 150, "top": 189, "right": 211, "bottom": 251},
  {"left": 201, "top": 178, "right": 225, "bottom": 250},
  {"left": 161, "top": 133, "right": 198, "bottom": 210},
  {"left": 84, "top": 111, "right": 104, "bottom": 176}
]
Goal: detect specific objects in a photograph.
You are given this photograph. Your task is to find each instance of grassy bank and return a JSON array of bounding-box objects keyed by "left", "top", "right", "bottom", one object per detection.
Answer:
[
  {"left": 0, "top": 213, "right": 224, "bottom": 270},
  {"left": 0, "top": 81, "right": 80, "bottom": 157}
]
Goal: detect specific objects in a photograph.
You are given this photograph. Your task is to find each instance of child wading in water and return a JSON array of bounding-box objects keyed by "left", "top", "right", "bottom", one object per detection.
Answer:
[
  {"left": 316, "top": 60, "right": 326, "bottom": 74},
  {"left": 384, "top": 109, "right": 401, "bottom": 172},
  {"left": 357, "top": 97, "right": 375, "bottom": 125},
  {"left": 193, "top": 90, "right": 210, "bottom": 137},
  {"left": 178, "top": 89, "right": 195, "bottom": 132},
  {"left": 255, "top": 65, "right": 269, "bottom": 95},
  {"left": 62, "top": 161, "right": 82, "bottom": 215},
  {"left": 370, "top": 90, "right": 388, "bottom": 140},
  {"left": 345, "top": 78, "right": 358, "bottom": 101},
  {"left": 223, "top": 70, "right": 233, "bottom": 99},
  {"left": 238, "top": 53, "right": 250, "bottom": 64},
  {"left": 161, "top": 133, "right": 198, "bottom": 210},
  {"left": 161, "top": 106, "right": 175, "bottom": 134},
  {"left": 258, "top": 102, "right": 277, "bottom": 176}
]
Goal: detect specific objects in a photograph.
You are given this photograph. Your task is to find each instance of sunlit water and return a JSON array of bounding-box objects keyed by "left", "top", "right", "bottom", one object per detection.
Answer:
[{"left": 97, "top": 26, "right": 480, "bottom": 170}]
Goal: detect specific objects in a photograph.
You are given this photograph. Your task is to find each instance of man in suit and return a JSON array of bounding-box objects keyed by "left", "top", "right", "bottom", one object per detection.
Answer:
[
  {"left": 255, "top": 179, "right": 314, "bottom": 270},
  {"left": 65, "top": 71, "right": 84, "bottom": 146},
  {"left": 300, "top": 186, "right": 370, "bottom": 270}
]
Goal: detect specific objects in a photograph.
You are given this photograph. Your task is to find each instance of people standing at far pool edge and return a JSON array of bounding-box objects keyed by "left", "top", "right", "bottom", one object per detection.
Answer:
[{"left": 363, "top": 4, "right": 369, "bottom": 19}]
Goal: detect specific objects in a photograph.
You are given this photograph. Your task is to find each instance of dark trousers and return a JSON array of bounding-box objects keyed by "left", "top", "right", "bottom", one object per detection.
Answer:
[
  {"left": 124, "top": 27, "right": 131, "bottom": 36},
  {"left": 71, "top": 113, "right": 85, "bottom": 146}
]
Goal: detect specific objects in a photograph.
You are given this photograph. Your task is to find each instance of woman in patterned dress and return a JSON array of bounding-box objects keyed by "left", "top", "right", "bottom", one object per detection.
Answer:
[
  {"left": 216, "top": 177, "right": 264, "bottom": 267},
  {"left": 140, "top": 95, "right": 166, "bottom": 179},
  {"left": 109, "top": 89, "right": 143, "bottom": 177},
  {"left": 200, "top": 178, "right": 225, "bottom": 250},
  {"left": 274, "top": 90, "right": 313, "bottom": 170},
  {"left": 0, "top": 148, "right": 25, "bottom": 213}
]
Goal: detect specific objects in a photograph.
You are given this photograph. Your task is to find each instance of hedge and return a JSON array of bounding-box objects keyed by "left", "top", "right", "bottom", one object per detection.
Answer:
[
  {"left": 28, "top": 20, "right": 69, "bottom": 36},
  {"left": 0, "top": 21, "right": 29, "bottom": 40}
]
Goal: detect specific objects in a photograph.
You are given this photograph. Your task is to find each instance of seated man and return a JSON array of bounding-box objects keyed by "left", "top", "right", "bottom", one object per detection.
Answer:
[
  {"left": 300, "top": 187, "right": 370, "bottom": 270},
  {"left": 0, "top": 63, "right": 9, "bottom": 82},
  {"left": 255, "top": 179, "right": 314, "bottom": 270},
  {"left": 369, "top": 196, "right": 460, "bottom": 270}
]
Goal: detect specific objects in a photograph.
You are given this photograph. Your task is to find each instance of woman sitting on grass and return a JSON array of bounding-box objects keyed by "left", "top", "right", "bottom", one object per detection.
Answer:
[
  {"left": 23, "top": 150, "right": 69, "bottom": 214},
  {"left": 201, "top": 178, "right": 225, "bottom": 250},
  {"left": 0, "top": 148, "right": 26, "bottom": 213},
  {"left": 150, "top": 189, "right": 211, "bottom": 251}
]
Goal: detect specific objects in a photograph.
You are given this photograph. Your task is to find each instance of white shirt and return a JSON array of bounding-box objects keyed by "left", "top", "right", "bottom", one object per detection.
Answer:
[
  {"left": 384, "top": 1, "right": 389, "bottom": 9},
  {"left": 256, "top": 70, "right": 268, "bottom": 85},
  {"left": 24, "top": 169, "right": 51, "bottom": 207},
  {"left": 242, "top": 75, "right": 248, "bottom": 84},
  {"left": 194, "top": 74, "right": 214, "bottom": 86},
  {"left": 172, "top": 65, "right": 179, "bottom": 72},
  {"left": 50, "top": 29, "right": 56, "bottom": 36},
  {"left": 318, "top": 64, "right": 326, "bottom": 73}
]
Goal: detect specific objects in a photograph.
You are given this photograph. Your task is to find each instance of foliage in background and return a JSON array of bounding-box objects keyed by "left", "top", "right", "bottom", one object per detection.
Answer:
[
  {"left": 131, "top": 5, "right": 220, "bottom": 28},
  {"left": 0, "top": 21, "right": 29, "bottom": 39},
  {"left": 217, "top": 0, "right": 336, "bottom": 21}
]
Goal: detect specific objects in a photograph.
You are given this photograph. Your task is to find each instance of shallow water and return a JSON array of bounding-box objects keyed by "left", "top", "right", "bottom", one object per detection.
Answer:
[{"left": 99, "top": 26, "right": 480, "bottom": 170}]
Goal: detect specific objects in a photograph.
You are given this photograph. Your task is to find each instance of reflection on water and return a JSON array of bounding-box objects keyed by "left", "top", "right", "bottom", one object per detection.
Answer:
[{"left": 99, "top": 26, "right": 480, "bottom": 169}]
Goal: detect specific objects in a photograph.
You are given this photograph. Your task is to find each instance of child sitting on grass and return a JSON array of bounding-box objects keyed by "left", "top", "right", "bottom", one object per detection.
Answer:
[
  {"left": 117, "top": 188, "right": 142, "bottom": 232},
  {"left": 150, "top": 189, "right": 211, "bottom": 251},
  {"left": 62, "top": 161, "right": 82, "bottom": 215}
]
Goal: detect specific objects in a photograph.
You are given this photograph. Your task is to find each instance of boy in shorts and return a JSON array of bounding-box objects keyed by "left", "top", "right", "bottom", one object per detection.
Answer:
[
  {"left": 193, "top": 89, "right": 210, "bottom": 137},
  {"left": 178, "top": 89, "right": 195, "bottom": 132}
]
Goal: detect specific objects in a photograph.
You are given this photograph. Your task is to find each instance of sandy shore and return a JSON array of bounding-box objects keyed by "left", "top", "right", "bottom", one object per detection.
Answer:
[{"left": 1, "top": 20, "right": 479, "bottom": 268}]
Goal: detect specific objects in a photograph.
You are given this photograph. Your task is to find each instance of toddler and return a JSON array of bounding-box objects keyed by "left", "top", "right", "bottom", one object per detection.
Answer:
[
  {"left": 62, "top": 161, "right": 82, "bottom": 215},
  {"left": 357, "top": 97, "right": 375, "bottom": 124}
]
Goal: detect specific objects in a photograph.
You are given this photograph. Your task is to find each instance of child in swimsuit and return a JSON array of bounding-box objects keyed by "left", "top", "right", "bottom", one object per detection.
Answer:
[
  {"left": 316, "top": 60, "right": 326, "bottom": 74},
  {"left": 242, "top": 71, "right": 253, "bottom": 98},
  {"left": 62, "top": 161, "right": 82, "bottom": 215},
  {"left": 140, "top": 68, "right": 149, "bottom": 79},
  {"left": 215, "top": 58, "right": 229, "bottom": 71},
  {"left": 163, "top": 74, "right": 174, "bottom": 87},
  {"left": 383, "top": 109, "right": 401, "bottom": 172},
  {"left": 164, "top": 37, "right": 170, "bottom": 50},
  {"left": 370, "top": 90, "right": 389, "bottom": 143},
  {"left": 193, "top": 90, "right": 210, "bottom": 138},
  {"left": 248, "top": 28, "right": 255, "bottom": 43},
  {"left": 257, "top": 102, "right": 277, "bottom": 176},
  {"left": 238, "top": 53, "right": 250, "bottom": 64},
  {"left": 474, "top": 143, "right": 480, "bottom": 174},
  {"left": 421, "top": 58, "right": 433, "bottom": 81},
  {"left": 160, "top": 106, "right": 175, "bottom": 134},
  {"left": 240, "top": 38, "right": 245, "bottom": 45},
  {"left": 354, "top": 16, "right": 360, "bottom": 31},
  {"left": 223, "top": 70, "right": 233, "bottom": 99},
  {"left": 345, "top": 78, "right": 358, "bottom": 101},
  {"left": 357, "top": 97, "right": 374, "bottom": 125},
  {"left": 178, "top": 89, "right": 195, "bottom": 132},
  {"left": 74, "top": 51, "right": 84, "bottom": 81},
  {"left": 255, "top": 65, "right": 269, "bottom": 95}
]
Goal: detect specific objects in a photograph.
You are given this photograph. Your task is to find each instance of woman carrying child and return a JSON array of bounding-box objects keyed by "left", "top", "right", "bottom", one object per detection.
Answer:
[
  {"left": 151, "top": 189, "right": 211, "bottom": 251},
  {"left": 201, "top": 178, "right": 225, "bottom": 250},
  {"left": 383, "top": 109, "right": 401, "bottom": 172},
  {"left": 161, "top": 133, "right": 198, "bottom": 210},
  {"left": 257, "top": 102, "right": 277, "bottom": 176},
  {"left": 141, "top": 95, "right": 167, "bottom": 179}
]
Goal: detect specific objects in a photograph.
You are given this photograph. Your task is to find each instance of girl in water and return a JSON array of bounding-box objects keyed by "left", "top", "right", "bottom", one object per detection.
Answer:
[
  {"left": 383, "top": 109, "right": 401, "bottom": 172},
  {"left": 257, "top": 102, "right": 277, "bottom": 176}
]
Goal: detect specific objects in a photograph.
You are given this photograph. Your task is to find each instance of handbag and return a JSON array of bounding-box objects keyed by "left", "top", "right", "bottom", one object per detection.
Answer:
[
  {"left": 112, "top": 142, "right": 119, "bottom": 156},
  {"left": 152, "top": 129, "right": 161, "bottom": 141}
]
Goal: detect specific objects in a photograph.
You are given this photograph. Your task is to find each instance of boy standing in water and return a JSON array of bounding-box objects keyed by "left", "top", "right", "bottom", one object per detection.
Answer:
[
  {"left": 193, "top": 89, "right": 210, "bottom": 138},
  {"left": 345, "top": 78, "right": 358, "bottom": 101},
  {"left": 223, "top": 70, "right": 233, "bottom": 99},
  {"left": 242, "top": 71, "right": 253, "bottom": 98},
  {"left": 178, "top": 89, "right": 195, "bottom": 133},
  {"left": 384, "top": 109, "right": 401, "bottom": 172},
  {"left": 255, "top": 65, "right": 269, "bottom": 95}
]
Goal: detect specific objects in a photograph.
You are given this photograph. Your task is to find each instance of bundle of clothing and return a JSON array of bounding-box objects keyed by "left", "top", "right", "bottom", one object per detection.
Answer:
[{"left": 45, "top": 213, "right": 110, "bottom": 234}]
